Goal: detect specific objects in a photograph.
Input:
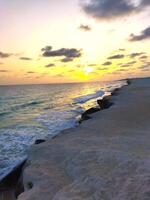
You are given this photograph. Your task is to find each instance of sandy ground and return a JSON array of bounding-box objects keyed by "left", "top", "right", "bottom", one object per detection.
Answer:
[{"left": 18, "top": 78, "right": 150, "bottom": 200}]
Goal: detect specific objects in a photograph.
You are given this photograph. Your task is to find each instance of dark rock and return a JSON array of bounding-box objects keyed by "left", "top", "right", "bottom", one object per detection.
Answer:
[
  {"left": 79, "top": 107, "right": 100, "bottom": 123},
  {"left": 0, "top": 159, "right": 26, "bottom": 198},
  {"left": 111, "top": 88, "right": 120, "bottom": 96},
  {"left": 35, "top": 139, "right": 46, "bottom": 145},
  {"left": 127, "top": 79, "right": 131, "bottom": 85},
  {"left": 97, "top": 97, "right": 113, "bottom": 109},
  {"left": 82, "top": 107, "right": 100, "bottom": 117}
]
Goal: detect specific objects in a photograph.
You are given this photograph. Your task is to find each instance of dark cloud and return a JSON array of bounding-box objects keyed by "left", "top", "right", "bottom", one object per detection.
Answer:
[
  {"left": 0, "top": 51, "right": 12, "bottom": 58},
  {"left": 81, "top": 0, "right": 138, "bottom": 20},
  {"left": 79, "top": 24, "right": 91, "bottom": 31},
  {"left": 0, "top": 70, "right": 8, "bottom": 72},
  {"left": 61, "top": 57, "right": 73, "bottom": 62},
  {"left": 108, "top": 54, "right": 124, "bottom": 59},
  {"left": 129, "top": 52, "right": 145, "bottom": 58},
  {"left": 41, "top": 46, "right": 82, "bottom": 61},
  {"left": 20, "top": 57, "right": 32, "bottom": 61},
  {"left": 81, "top": 0, "right": 150, "bottom": 20},
  {"left": 129, "top": 26, "right": 150, "bottom": 41},
  {"left": 102, "top": 61, "right": 112, "bottom": 66},
  {"left": 141, "top": 0, "right": 150, "bottom": 6},
  {"left": 45, "top": 63, "right": 55, "bottom": 67}
]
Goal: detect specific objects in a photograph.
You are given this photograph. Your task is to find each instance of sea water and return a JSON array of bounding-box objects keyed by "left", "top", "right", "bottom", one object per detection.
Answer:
[{"left": 0, "top": 80, "right": 127, "bottom": 179}]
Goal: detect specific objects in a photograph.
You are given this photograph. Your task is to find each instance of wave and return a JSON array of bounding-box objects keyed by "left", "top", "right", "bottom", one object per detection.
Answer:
[
  {"left": 0, "top": 111, "right": 11, "bottom": 117},
  {"left": 11, "top": 100, "right": 44, "bottom": 111},
  {"left": 74, "top": 90, "right": 104, "bottom": 104}
]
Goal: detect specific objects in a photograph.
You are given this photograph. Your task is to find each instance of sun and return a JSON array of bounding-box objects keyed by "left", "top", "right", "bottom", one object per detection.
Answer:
[{"left": 84, "top": 67, "right": 94, "bottom": 75}]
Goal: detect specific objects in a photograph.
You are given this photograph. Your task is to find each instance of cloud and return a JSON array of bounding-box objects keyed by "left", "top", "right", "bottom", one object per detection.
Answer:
[
  {"left": 88, "top": 64, "right": 96, "bottom": 66},
  {"left": 118, "top": 48, "right": 126, "bottom": 51},
  {"left": 119, "top": 60, "right": 136, "bottom": 67},
  {"left": 41, "top": 46, "right": 52, "bottom": 52},
  {"left": 108, "top": 54, "right": 124, "bottom": 59},
  {"left": 129, "top": 26, "right": 150, "bottom": 41},
  {"left": 41, "top": 46, "right": 82, "bottom": 61},
  {"left": 61, "top": 57, "right": 73, "bottom": 62},
  {"left": 140, "top": 55, "right": 148, "bottom": 59},
  {"left": 81, "top": 0, "right": 142, "bottom": 20},
  {"left": 27, "top": 71, "right": 35, "bottom": 74},
  {"left": 0, "top": 51, "right": 12, "bottom": 58},
  {"left": 127, "top": 61, "right": 137, "bottom": 65},
  {"left": 81, "top": 0, "right": 150, "bottom": 21},
  {"left": 97, "top": 67, "right": 108, "bottom": 70},
  {"left": 120, "top": 63, "right": 131, "bottom": 67},
  {"left": 141, "top": 0, "right": 150, "bottom": 6},
  {"left": 117, "top": 68, "right": 129, "bottom": 71},
  {"left": 79, "top": 24, "right": 91, "bottom": 31},
  {"left": 20, "top": 57, "right": 32, "bottom": 61},
  {"left": 139, "top": 63, "right": 150, "bottom": 71},
  {"left": 45, "top": 63, "right": 55, "bottom": 67},
  {"left": 129, "top": 52, "right": 145, "bottom": 58},
  {"left": 0, "top": 70, "right": 8, "bottom": 72},
  {"left": 102, "top": 61, "right": 112, "bottom": 66}
]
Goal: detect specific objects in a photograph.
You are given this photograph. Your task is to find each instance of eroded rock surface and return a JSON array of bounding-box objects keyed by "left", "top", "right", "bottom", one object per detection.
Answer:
[{"left": 19, "top": 78, "right": 150, "bottom": 200}]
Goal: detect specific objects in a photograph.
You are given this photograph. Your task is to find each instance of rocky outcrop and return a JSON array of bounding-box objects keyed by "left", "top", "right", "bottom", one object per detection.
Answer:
[{"left": 18, "top": 78, "right": 150, "bottom": 200}]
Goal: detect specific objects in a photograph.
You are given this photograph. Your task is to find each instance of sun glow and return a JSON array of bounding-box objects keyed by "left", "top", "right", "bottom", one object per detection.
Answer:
[{"left": 84, "top": 67, "right": 94, "bottom": 75}]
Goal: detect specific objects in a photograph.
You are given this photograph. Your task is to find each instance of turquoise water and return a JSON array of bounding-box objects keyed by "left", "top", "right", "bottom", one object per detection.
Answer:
[{"left": 0, "top": 80, "right": 126, "bottom": 179}]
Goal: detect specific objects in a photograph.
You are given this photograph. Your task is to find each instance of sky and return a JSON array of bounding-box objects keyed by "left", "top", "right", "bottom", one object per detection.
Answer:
[{"left": 0, "top": 0, "right": 150, "bottom": 85}]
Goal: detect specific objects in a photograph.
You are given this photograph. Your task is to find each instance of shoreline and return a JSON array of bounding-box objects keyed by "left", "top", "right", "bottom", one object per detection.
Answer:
[
  {"left": 18, "top": 77, "right": 150, "bottom": 199},
  {"left": 0, "top": 79, "right": 129, "bottom": 199}
]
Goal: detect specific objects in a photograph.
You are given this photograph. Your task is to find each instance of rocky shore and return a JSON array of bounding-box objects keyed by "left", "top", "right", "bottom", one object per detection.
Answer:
[{"left": 1, "top": 77, "right": 150, "bottom": 200}]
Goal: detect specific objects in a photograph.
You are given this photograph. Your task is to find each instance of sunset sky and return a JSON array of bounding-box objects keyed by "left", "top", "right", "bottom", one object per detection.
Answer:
[{"left": 0, "top": 0, "right": 150, "bottom": 85}]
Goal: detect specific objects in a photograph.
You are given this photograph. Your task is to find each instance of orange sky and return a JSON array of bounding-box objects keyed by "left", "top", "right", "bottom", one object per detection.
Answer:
[{"left": 0, "top": 0, "right": 150, "bottom": 85}]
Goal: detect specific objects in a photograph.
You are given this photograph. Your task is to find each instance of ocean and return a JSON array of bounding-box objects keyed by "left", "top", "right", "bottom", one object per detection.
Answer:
[{"left": 0, "top": 80, "right": 126, "bottom": 180}]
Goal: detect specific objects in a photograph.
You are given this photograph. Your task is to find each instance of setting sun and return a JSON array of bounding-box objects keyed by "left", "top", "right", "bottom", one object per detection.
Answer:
[{"left": 84, "top": 66, "right": 94, "bottom": 75}]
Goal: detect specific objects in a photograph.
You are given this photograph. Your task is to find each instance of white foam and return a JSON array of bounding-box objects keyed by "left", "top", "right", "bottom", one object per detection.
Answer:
[{"left": 74, "top": 90, "right": 105, "bottom": 104}]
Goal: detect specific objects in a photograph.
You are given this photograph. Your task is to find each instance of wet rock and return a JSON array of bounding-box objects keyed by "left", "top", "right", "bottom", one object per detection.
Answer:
[
  {"left": 111, "top": 88, "right": 120, "bottom": 96},
  {"left": 97, "top": 97, "right": 113, "bottom": 109},
  {"left": 79, "top": 107, "right": 100, "bottom": 123},
  {"left": 34, "top": 139, "right": 46, "bottom": 145}
]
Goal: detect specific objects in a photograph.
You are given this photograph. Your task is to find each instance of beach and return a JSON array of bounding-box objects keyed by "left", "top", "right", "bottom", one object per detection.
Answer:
[
  {"left": 1, "top": 77, "right": 150, "bottom": 199},
  {"left": 19, "top": 77, "right": 150, "bottom": 200}
]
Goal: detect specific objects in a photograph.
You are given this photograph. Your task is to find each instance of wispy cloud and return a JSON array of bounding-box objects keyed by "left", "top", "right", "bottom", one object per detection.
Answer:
[
  {"left": 27, "top": 71, "right": 35, "bottom": 74},
  {"left": 102, "top": 61, "right": 112, "bottom": 66},
  {"left": 0, "top": 70, "right": 9, "bottom": 72},
  {"left": 0, "top": 51, "right": 12, "bottom": 58},
  {"left": 20, "top": 57, "right": 32, "bottom": 61},
  {"left": 108, "top": 54, "right": 124, "bottom": 59},
  {"left": 79, "top": 24, "right": 91, "bottom": 31},
  {"left": 61, "top": 57, "right": 73, "bottom": 62},
  {"left": 45, "top": 63, "right": 55, "bottom": 67},
  {"left": 129, "top": 52, "right": 145, "bottom": 58}
]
